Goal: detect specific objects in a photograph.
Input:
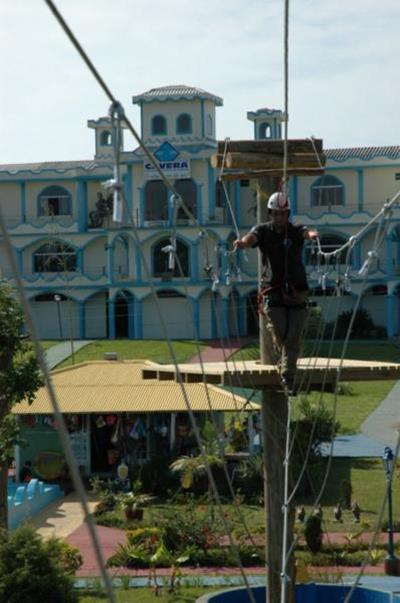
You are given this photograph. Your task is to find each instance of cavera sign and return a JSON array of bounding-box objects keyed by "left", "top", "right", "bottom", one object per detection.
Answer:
[{"left": 144, "top": 141, "right": 191, "bottom": 181}]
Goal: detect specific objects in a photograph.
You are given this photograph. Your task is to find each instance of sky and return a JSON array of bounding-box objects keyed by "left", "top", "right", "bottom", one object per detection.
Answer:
[{"left": 1, "top": 0, "right": 399, "bottom": 164}]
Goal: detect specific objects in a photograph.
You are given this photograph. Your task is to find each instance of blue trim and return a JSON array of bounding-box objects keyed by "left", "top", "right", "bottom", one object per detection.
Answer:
[
  {"left": 208, "top": 162, "right": 215, "bottom": 219},
  {"left": 211, "top": 292, "right": 217, "bottom": 338},
  {"left": 77, "top": 180, "right": 88, "bottom": 232},
  {"left": 291, "top": 176, "right": 298, "bottom": 215},
  {"left": 128, "top": 296, "right": 134, "bottom": 339},
  {"left": 326, "top": 163, "right": 400, "bottom": 170},
  {"left": 20, "top": 182, "right": 26, "bottom": 222},
  {"left": 310, "top": 174, "right": 345, "bottom": 208},
  {"left": 220, "top": 297, "right": 229, "bottom": 338},
  {"left": 357, "top": 168, "right": 364, "bottom": 211},
  {"left": 200, "top": 100, "right": 205, "bottom": 138},
  {"left": 176, "top": 113, "right": 192, "bottom": 135}
]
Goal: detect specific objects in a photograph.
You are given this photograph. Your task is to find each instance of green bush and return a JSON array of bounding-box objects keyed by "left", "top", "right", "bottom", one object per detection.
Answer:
[
  {"left": 304, "top": 306, "right": 325, "bottom": 339},
  {"left": 304, "top": 515, "right": 323, "bottom": 554},
  {"left": 325, "top": 308, "right": 385, "bottom": 340},
  {"left": 0, "top": 525, "right": 78, "bottom": 603}
]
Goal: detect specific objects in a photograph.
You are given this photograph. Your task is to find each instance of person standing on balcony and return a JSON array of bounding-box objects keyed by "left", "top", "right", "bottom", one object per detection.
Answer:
[{"left": 233, "top": 192, "right": 318, "bottom": 394}]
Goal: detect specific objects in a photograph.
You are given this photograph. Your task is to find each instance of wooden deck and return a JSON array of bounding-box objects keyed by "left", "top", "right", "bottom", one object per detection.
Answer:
[{"left": 142, "top": 358, "right": 400, "bottom": 389}]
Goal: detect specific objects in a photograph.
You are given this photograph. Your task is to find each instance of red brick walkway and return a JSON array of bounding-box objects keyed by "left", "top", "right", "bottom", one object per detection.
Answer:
[{"left": 187, "top": 338, "right": 253, "bottom": 364}]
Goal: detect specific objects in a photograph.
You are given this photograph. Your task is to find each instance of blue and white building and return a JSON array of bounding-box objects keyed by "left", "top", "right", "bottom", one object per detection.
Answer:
[{"left": 0, "top": 85, "right": 399, "bottom": 340}]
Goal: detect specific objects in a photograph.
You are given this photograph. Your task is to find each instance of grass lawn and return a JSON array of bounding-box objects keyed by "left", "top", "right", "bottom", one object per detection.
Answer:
[
  {"left": 55, "top": 339, "right": 207, "bottom": 369},
  {"left": 233, "top": 339, "right": 400, "bottom": 363},
  {"left": 78, "top": 586, "right": 215, "bottom": 602}
]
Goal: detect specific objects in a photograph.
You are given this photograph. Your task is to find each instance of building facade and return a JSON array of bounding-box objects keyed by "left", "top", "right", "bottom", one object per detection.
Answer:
[{"left": 0, "top": 85, "right": 399, "bottom": 339}]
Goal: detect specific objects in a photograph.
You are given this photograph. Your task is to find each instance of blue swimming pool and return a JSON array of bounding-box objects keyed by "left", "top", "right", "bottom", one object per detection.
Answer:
[
  {"left": 196, "top": 584, "right": 400, "bottom": 603},
  {"left": 8, "top": 478, "right": 64, "bottom": 530}
]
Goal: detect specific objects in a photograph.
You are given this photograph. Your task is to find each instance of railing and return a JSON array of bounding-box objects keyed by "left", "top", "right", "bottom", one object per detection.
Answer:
[{"left": 3, "top": 214, "right": 76, "bottom": 229}]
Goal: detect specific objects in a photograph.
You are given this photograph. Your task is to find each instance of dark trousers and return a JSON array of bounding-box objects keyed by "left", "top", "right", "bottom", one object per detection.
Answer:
[{"left": 265, "top": 291, "right": 308, "bottom": 381}]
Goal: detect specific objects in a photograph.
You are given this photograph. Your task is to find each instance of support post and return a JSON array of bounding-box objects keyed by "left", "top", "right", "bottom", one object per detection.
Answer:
[{"left": 257, "top": 177, "right": 295, "bottom": 603}]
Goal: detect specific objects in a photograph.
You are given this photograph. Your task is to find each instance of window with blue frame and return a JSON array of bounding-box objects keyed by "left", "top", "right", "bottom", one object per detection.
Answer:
[
  {"left": 151, "top": 115, "right": 167, "bottom": 136},
  {"left": 311, "top": 175, "right": 344, "bottom": 207},
  {"left": 174, "top": 179, "right": 197, "bottom": 221},
  {"left": 144, "top": 180, "right": 168, "bottom": 221},
  {"left": 153, "top": 238, "right": 190, "bottom": 278},
  {"left": 176, "top": 113, "right": 192, "bottom": 134},
  {"left": 100, "top": 130, "right": 112, "bottom": 146},
  {"left": 259, "top": 122, "right": 272, "bottom": 139},
  {"left": 38, "top": 185, "right": 72, "bottom": 217},
  {"left": 33, "top": 241, "right": 77, "bottom": 272}
]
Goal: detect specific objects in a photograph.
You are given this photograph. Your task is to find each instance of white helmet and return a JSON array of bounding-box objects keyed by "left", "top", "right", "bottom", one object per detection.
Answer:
[{"left": 267, "top": 192, "right": 290, "bottom": 211}]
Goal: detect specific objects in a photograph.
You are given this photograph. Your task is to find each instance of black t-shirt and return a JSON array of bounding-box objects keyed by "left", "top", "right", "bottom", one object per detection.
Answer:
[{"left": 250, "top": 221, "right": 309, "bottom": 291}]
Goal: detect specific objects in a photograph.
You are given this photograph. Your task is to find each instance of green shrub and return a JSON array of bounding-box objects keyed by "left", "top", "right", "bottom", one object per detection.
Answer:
[
  {"left": 0, "top": 525, "right": 77, "bottom": 603},
  {"left": 325, "top": 308, "right": 385, "bottom": 340},
  {"left": 45, "top": 537, "right": 83, "bottom": 574},
  {"left": 304, "top": 306, "right": 325, "bottom": 339}
]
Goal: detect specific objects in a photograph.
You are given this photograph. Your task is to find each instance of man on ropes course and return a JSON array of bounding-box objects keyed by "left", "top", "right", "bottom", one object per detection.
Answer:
[{"left": 234, "top": 191, "right": 318, "bottom": 394}]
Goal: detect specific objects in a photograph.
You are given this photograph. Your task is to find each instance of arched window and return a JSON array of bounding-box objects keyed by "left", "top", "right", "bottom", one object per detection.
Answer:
[
  {"left": 144, "top": 180, "right": 168, "bottom": 222},
  {"left": 311, "top": 175, "right": 345, "bottom": 207},
  {"left": 207, "top": 114, "right": 213, "bottom": 136},
  {"left": 33, "top": 293, "right": 68, "bottom": 302},
  {"left": 153, "top": 238, "right": 190, "bottom": 278},
  {"left": 174, "top": 179, "right": 197, "bottom": 221},
  {"left": 33, "top": 241, "right": 77, "bottom": 272},
  {"left": 151, "top": 115, "right": 167, "bottom": 136},
  {"left": 38, "top": 185, "right": 72, "bottom": 217},
  {"left": 100, "top": 130, "right": 112, "bottom": 146},
  {"left": 176, "top": 113, "right": 192, "bottom": 134},
  {"left": 259, "top": 122, "right": 272, "bottom": 139}
]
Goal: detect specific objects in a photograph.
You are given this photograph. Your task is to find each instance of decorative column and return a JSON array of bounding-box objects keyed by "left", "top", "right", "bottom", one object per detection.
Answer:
[
  {"left": 108, "top": 299, "right": 116, "bottom": 339},
  {"left": 135, "top": 247, "right": 142, "bottom": 283},
  {"left": 220, "top": 296, "right": 229, "bottom": 338},
  {"left": 106, "top": 243, "right": 114, "bottom": 284},
  {"left": 357, "top": 168, "right": 364, "bottom": 212},
  {"left": 134, "top": 298, "right": 143, "bottom": 339},
  {"left": 19, "top": 182, "right": 26, "bottom": 223},
  {"left": 237, "top": 294, "right": 246, "bottom": 336},
  {"left": 207, "top": 163, "right": 216, "bottom": 220},
  {"left": 77, "top": 180, "right": 88, "bottom": 232},
  {"left": 386, "top": 237, "right": 394, "bottom": 276},
  {"left": 128, "top": 297, "right": 134, "bottom": 339},
  {"left": 386, "top": 294, "right": 395, "bottom": 338},
  {"left": 191, "top": 241, "right": 199, "bottom": 282},
  {"left": 78, "top": 301, "right": 85, "bottom": 339},
  {"left": 191, "top": 297, "right": 200, "bottom": 339}
]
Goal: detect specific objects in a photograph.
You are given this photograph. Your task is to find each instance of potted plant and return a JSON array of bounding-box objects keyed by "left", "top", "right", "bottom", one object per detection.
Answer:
[{"left": 117, "top": 490, "right": 154, "bottom": 521}]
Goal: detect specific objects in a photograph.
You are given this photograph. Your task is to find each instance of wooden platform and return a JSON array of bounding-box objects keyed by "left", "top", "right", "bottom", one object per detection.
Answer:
[{"left": 142, "top": 358, "right": 400, "bottom": 389}]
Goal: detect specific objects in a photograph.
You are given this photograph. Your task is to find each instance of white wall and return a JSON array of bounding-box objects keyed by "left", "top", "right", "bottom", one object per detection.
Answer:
[
  {"left": 142, "top": 295, "right": 194, "bottom": 339},
  {"left": 85, "top": 292, "right": 107, "bottom": 338},
  {"left": 30, "top": 298, "right": 79, "bottom": 339}
]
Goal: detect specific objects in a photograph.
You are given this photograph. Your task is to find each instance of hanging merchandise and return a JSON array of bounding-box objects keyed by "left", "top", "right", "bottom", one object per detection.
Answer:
[
  {"left": 106, "top": 414, "right": 117, "bottom": 427},
  {"left": 129, "top": 417, "right": 147, "bottom": 440},
  {"left": 110, "top": 416, "right": 121, "bottom": 445},
  {"left": 96, "top": 416, "right": 106, "bottom": 429}
]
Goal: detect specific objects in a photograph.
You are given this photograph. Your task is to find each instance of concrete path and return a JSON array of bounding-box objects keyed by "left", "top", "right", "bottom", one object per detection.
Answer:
[
  {"left": 44, "top": 340, "right": 93, "bottom": 370},
  {"left": 361, "top": 380, "right": 400, "bottom": 448},
  {"left": 29, "top": 492, "right": 98, "bottom": 540}
]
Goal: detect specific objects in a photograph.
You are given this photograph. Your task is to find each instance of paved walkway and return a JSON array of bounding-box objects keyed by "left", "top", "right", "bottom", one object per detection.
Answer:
[
  {"left": 187, "top": 338, "right": 253, "bottom": 364},
  {"left": 44, "top": 340, "right": 93, "bottom": 369},
  {"left": 361, "top": 380, "right": 400, "bottom": 448},
  {"left": 29, "top": 492, "right": 98, "bottom": 540}
]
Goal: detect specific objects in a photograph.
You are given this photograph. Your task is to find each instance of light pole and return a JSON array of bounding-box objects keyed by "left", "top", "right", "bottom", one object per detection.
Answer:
[
  {"left": 382, "top": 446, "right": 399, "bottom": 576},
  {"left": 54, "top": 294, "right": 63, "bottom": 339}
]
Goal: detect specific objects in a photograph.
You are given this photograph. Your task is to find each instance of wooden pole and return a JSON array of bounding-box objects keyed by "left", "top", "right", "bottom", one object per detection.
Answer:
[{"left": 256, "top": 177, "right": 295, "bottom": 603}]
